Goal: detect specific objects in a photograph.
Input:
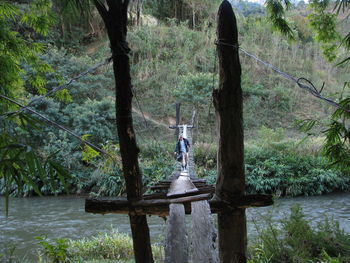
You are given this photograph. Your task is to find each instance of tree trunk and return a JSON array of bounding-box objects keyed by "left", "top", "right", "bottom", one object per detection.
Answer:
[
  {"left": 92, "top": 1, "right": 153, "bottom": 262},
  {"left": 175, "top": 103, "right": 181, "bottom": 138},
  {"left": 136, "top": 0, "right": 142, "bottom": 26},
  {"left": 213, "top": 1, "right": 247, "bottom": 262},
  {"left": 192, "top": 6, "right": 196, "bottom": 29}
]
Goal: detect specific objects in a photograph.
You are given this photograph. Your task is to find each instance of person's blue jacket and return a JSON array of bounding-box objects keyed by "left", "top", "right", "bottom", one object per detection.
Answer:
[{"left": 175, "top": 138, "right": 190, "bottom": 153}]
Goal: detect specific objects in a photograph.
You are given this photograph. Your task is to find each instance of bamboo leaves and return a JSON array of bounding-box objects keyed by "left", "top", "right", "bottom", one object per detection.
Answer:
[
  {"left": 0, "top": 135, "right": 70, "bottom": 216},
  {"left": 265, "top": 0, "right": 295, "bottom": 40}
]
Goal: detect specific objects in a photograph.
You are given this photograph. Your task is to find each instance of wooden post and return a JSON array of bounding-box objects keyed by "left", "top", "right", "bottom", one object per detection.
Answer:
[
  {"left": 92, "top": 1, "right": 153, "bottom": 262},
  {"left": 175, "top": 103, "right": 181, "bottom": 138},
  {"left": 213, "top": 1, "right": 247, "bottom": 262}
]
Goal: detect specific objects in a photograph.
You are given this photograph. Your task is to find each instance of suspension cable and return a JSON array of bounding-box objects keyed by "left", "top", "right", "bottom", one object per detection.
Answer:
[
  {"left": 4, "top": 56, "right": 112, "bottom": 116},
  {"left": 132, "top": 87, "right": 164, "bottom": 147},
  {"left": 0, "top": 94, "right": 109, "bottom": 156},
  {"left": 214, "top": 39, "right": 350, "bottom": 114}
]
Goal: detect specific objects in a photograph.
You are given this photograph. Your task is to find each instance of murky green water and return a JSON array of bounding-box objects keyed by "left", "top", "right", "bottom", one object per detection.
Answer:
[{"left": 1, "top": 193, "right": 349, "bottom": 260}]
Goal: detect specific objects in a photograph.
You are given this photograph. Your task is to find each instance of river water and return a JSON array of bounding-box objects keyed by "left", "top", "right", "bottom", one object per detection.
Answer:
[{"left": 1, "top": 193, "right": 350, "bottom": 260}]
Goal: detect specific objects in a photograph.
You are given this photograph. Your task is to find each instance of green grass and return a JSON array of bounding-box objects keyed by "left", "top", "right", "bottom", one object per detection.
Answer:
[
  {"left": 194, "top": 128, "right": 350, "bottom": 197},
  {"left": 248, "top": 205, "right": 350, "bottom": 263},
  {"left": 36, "top": 230, "right": 164, "bottom": 263},
  {"left": 33, "top": 206, "right": 350, "bottom": 263}
]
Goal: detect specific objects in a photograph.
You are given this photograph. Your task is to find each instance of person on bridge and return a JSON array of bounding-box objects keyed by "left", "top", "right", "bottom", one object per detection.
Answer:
[{"left": 174, "top": 135, "right": 190, "bottom": 171}]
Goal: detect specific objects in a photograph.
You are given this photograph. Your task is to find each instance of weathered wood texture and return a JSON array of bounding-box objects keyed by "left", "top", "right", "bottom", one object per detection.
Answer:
[
  {"left": 214, "top": 1, "right": 247, "bottom": 262},
  {"left": 165, "top": 204, "right": 188, "bottom": 263},
  {"left": 167, "top": 176, "right": 197, "bottom": 197},
  {"left": 175, "top": 103, "right": 180, "bottom": 138},
  {"left": 92, "top": 1, "right": 153, "bottom": 262},
  {"left": 165, "top": 175, "right": 193, "bottom": 263},
  {"left": 85, "top": 194, "right": 273, "bottom": 216},
  {"left": 191, "top": 201, "right": 218, "bottom": 263},
  {"left": 165, "top": 124, "right": 198, "bottom": 262}
]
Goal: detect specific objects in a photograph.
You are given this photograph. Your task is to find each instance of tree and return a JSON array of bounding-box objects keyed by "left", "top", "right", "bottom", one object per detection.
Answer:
[
  {"left": 143, "top": 0, "right": 220, "bottom": 28},
  {"left": 89, "top": 1, "right": 154, "bottom": 262},
  {"left": 266, "top": 0, "right": 350, "bottom": 172},
  {"left": 0, "top": 0, "right": 70, "bottom": 215},
  {"left": 266, "top": 0, "right": 349, "bottom": 64}
]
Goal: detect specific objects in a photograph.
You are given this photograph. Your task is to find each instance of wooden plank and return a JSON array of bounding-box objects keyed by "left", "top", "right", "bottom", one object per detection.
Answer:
[
  {"left": 85, "top": 194, "right": 273, "bottom": 216},
  {"left": 143, "top": 186, "right": 215, "bottom": 200},
  {"left": 192, "top": 201, "right": 218, "bottom": 263},
  {"left": 150, "top": 182, "right": 208, "bottom": 191},
  {"left": 157, "top": 179, "right": 207, "bottom": 184},
  {"left": 154, "top": 180, "right": 207, "bottom": 185},
  {"left": 165, "top": 204, "right": 188, "bottom": 263},
  {"left": 167, "top": 175, "right": 197, "bottom": 197}
]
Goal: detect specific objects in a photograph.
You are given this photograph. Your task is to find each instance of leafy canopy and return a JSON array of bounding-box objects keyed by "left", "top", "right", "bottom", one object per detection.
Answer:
[{"left": 0, "top": 0, "right": 70, "bottom": 215}]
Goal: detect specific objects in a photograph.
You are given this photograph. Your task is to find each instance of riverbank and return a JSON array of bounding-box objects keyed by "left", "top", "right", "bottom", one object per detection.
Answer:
[
  {"left": 2, "top": 202, "right": 349, "bottom": 263},
  {"left": 2, "top": 138, "right": 350, "bottom": 199},
  {"left": 195, "top": 134, "right": 350, "bottom": 197},
  {"left": 1, "top": 193, "right": 350, "bottom": 261}
]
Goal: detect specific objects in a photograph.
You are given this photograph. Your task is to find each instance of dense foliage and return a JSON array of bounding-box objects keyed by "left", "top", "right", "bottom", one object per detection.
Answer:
[
  {"left": 249, "top": 205, "right": 350, "bottom": 262},
  {"left": 195, "top": 127, "right": 350, "bottom": 197},
  {"left": 0, "top": 0, "right": 349, "bottom": 201},
  {"left": 2, "top": 206, "right": 348, "bottom": 263},
  {"left": 0, "top": 0, "right": 71, "bottom": 214}
]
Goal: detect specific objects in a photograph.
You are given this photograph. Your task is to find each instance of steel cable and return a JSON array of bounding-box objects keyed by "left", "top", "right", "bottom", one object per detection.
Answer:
[{"left": 215, "top": 39, "right": 350, "bottom": 114}]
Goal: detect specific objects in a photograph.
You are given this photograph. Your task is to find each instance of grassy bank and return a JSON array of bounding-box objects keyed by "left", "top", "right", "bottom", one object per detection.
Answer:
[
  {"left": 2, "top": 134, "right": 349, "bottom": 198},
  {"left": 2, "top": 206, "right": 349, "bottom": 263},
  {"left": 195, "top": 128, "right": 350, "bottom": 197}
]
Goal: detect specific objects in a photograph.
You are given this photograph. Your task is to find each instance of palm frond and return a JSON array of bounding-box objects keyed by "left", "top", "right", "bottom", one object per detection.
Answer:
[
  {"left": 336, "top": 56, "right": 350, "bottom": 66},
  {"left": 334, "top": 0, "right": 350, "bottom": 14},
  {"left": 342, "top": 31, "right": 350, "bottom": 49}
]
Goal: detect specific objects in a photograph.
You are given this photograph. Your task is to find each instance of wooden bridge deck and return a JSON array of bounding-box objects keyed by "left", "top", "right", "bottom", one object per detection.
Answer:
[
  {"left": 164, "top": 125, "right": 218, "bottom": 263},
  {"left": 85, "top": 122, "right": 273, "bottom": 262}
]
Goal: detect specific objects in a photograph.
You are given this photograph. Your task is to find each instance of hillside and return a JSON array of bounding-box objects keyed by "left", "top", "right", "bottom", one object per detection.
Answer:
[{"left": 1, "top": 0, "right": 349, "bottom": 198}]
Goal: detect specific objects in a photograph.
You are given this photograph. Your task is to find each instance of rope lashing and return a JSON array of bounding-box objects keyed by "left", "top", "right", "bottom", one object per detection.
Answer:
[{"left": 214, "top": 40, "right": 350, "bottom": 114}]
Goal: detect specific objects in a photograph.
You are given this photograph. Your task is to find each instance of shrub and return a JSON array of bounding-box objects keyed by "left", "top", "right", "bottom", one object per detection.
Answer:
[
  {"left": 37, "top": 230, "right": 164, "bottom": 263},
  {"left": 194, "top": 139, "right": 350, "bottom": 197},
  {"left": 248, "top": 205, "right": 350, "bottom": 263},
  {"left": 245, "top": 147, "right": 350, "bottom": 196}
]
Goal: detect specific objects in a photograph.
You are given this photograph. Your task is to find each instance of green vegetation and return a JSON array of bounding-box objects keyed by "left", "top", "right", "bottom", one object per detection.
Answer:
[
  {"left": 195, "top": 127, "right": 350, "bottom": 197},
  {"left": 1, "top": 0, "right": 349, "bottom": 200},
  {"left": 36, "top": 230, "right": 163, "bottom": 263},
  {"left": 248, "top": 205, "right": 350, "bottom": 263},
  {"left": 2, "top": 206, "right": 348, "bottom": 263},
  {"left": 1, "top": 0, "right": 349, "bottom": 261},
  {"left": 0, "top": 0, "right": 70, "bottom": 214}
]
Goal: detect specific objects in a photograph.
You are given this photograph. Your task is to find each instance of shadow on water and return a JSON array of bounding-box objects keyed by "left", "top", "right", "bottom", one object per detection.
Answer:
[{"left": 1, "top": 193, "right": 349, "bottom": 260}]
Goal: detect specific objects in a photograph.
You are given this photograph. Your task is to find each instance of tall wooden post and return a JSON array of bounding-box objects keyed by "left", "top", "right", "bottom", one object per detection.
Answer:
[
  {"left": 92, "top": 1, "right": 153, "bottom": 262},
  {"left": 213, "top": 1, "right": 247, "bottom": 262},
  {"left": 175, "top": 103, "right": 181, "bottom": 138}
]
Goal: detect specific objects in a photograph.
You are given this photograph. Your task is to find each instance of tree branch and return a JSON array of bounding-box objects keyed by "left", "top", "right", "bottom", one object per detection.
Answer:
[{"left": 93, "top": 0, "right": 108, "bottom": 23}]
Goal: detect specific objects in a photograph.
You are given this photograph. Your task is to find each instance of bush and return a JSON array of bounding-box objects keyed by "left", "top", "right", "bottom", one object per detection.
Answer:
[
  {"left": 194, "top": 138, "right": 350, "bottom": 197},
  {"left": 245, "top": 147, "right": 350, "bottom": 196},
  {"left": 37, "top": 230, "right": 163, "bottom": 263},
  {"left": 248, "top": 205, "right": 350, "bottom": 263}
]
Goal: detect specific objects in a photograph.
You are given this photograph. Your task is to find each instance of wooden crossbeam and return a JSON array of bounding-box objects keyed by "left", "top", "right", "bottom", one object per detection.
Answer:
[
  {"left": 85, "top": 194, "right": 273, "bottom": 216},
  {"left": 150, "top": 184, "right": 213, "bottom": 192},
  {"left": 156, "top": 179, "right": 206, "bottom": 184},
  {"left": 169, "top": 125, "right": 195, "bottom": 129},
  {"left": 143, "top": 186, "right": 214, "bottom": 200}
]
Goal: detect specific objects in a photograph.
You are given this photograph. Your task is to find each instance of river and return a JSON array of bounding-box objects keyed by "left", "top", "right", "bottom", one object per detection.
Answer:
[{"left": 1, "top": 193, "right": 350, "bottom": 260}]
